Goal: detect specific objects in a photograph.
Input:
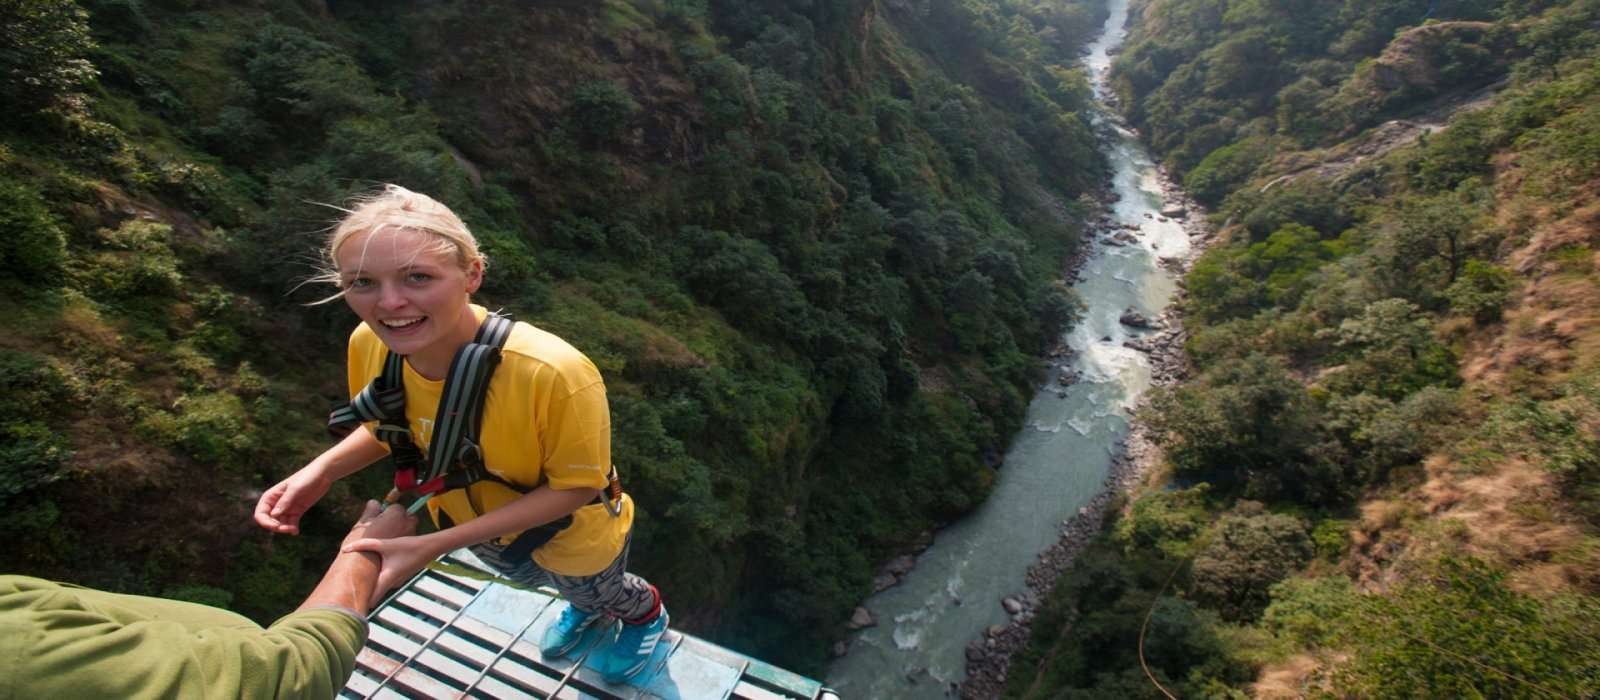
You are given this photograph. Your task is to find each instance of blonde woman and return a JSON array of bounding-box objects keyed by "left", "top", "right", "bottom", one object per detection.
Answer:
[{"left": 252, "top": 185, "right": 666, "bottom": 684}]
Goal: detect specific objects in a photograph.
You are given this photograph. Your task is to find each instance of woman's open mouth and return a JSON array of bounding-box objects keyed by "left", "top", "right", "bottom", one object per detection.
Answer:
[{"left": 380, "top": 316, "right": 427, "bottom": 335}]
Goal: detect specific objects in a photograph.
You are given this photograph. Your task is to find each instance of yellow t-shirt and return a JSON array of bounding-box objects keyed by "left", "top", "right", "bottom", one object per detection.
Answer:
[{"left": 347, "top": 306, "right": 634, "bottom": 576}]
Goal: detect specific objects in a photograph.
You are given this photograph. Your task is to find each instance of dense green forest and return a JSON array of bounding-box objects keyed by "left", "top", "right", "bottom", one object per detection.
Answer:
[
  {"left": 1006, "top": 0, "right": 1600, "bottom": 696},
  {"left": 0, "top": 0, "right": 1110, "bottom": 670}
]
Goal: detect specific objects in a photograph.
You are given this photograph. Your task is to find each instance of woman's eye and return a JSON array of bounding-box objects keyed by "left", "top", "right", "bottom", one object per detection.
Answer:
[
  {"left": 407, "top": 272, "right": 433, "bottom": 283},
  {"left": 347, "top": 278, "right": 373, "bottom": 289}
]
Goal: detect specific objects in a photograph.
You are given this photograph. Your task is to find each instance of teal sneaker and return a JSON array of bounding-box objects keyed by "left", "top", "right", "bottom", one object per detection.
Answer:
[
  {"left": 540, "top": 603, "right": 604, "bottom": 658},
  {"left": 594, "top": 605, "right": 669, "bottom": 684}
]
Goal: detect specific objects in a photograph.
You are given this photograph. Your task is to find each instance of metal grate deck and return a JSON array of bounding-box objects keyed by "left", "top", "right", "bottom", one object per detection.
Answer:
[{"left": 340, "top": 550, "right": 838, "bottom": 700}]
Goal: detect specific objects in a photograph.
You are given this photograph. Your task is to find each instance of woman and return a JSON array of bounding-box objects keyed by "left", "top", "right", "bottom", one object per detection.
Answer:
[{"left": 252, "top": 185, "right": 666, "bottom": 684}]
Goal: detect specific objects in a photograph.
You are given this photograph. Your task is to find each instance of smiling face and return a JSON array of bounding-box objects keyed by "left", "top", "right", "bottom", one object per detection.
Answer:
[{"left": 337, "top": 227, "right": 483, "bottom": 379}]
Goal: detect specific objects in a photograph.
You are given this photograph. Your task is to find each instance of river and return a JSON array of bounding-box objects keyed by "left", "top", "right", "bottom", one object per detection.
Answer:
[{"left": 824, "top": 0, "right": 1192, "bottom": 695}]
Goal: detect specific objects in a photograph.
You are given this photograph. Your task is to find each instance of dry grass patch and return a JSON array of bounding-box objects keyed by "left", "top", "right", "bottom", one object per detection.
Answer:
[
  {"left": 1464, "top": 194, "right": 1600, "bottom": 389},
  {"left": 1418, "top": 455, "right": 1594, "bottom": 593},
  {"left": 1252, "top": 653, "right": 1330, "bottom": 700}
]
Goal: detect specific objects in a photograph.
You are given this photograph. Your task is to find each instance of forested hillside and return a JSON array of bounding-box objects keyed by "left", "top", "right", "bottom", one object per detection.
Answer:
[
  {"left": 0, "top": 0, "right": 1108, "bottom": 670},
  {"left": 1006, "top": 0, "right": 1600, "bottom": 696}
]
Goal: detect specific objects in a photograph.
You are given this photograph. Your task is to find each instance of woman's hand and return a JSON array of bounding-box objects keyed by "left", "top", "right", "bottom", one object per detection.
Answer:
[
  {"left": 253, "top": 465, "right": 333, "bottom": 535},
  {"left": 341, "top": 500, "right": 419, "bottom": 546},
  {"left": 341, "top": 533, "right": 445, "bottom": 607}
]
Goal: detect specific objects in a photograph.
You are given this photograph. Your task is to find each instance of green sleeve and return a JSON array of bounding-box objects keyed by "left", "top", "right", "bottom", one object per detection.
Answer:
[
  {"left": 1, "top": 577, "right": 367, "bottom": 700},
  {"left": 242, "top": 607, "right": 369, "bottom": 698}
]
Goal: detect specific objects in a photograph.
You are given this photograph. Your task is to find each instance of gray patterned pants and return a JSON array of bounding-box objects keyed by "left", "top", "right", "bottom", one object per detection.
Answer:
[{"left": 469, "top": 532, "right": 660, "bottom": 622}]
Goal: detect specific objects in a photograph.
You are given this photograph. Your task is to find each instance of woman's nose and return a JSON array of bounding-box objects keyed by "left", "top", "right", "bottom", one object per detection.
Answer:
[{"left": 377, "top": 284, "right": 408, "bottom": 310}]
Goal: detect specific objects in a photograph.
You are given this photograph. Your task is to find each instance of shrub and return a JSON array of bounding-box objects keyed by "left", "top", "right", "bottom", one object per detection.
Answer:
[
  {"left": 568, "top": 80, "right": 638, "bottom": 145},
  {"left": 1337, "top": 557, "right": 1600, "bottom": 698},
  {"left": 75, "top": 220, "right": 184, "bottom": 301},
  {"left": 1114, "top": 484, "right": 1212, "bottom": 557},
  {"left": 0, "top": 177, "right": 69, "bottom": 287},
  {"left": 1261, "top": 575, "right": 1357, "bottom": 646},
  {"left": 0, "top": 422, "right": 72, "bottom": 506},
  {"left": 1445, "top": 260, "right": 1515, "bottom": 324}
]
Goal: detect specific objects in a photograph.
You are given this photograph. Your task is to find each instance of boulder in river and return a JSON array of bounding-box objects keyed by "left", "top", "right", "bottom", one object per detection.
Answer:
[
  {"left": 872, "top": 572, "right": 897, "bottom": 592},
  {"left": 885, "top": 554, "right": 916, "bottom": 577},
  {"left": 1160, "top": 203, "right": 1188, "bottom": 219},
  {"left": 1119, "top": 308, "right": 1152, "bottom": 328},
  {"left": 1002, "top": 596, "right": 1025, "bottom": 615},
  {"left": 1123, "top": 337, "right": 1157, "bottom": 353},
  {"left": 848, "top": 606, "right": 878, "bottom": 630}
]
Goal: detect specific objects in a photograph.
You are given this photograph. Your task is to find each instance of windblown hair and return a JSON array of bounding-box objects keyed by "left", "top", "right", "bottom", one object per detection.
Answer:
[{"left": 308, "top": 184, "right": 488, "bottom": 304}]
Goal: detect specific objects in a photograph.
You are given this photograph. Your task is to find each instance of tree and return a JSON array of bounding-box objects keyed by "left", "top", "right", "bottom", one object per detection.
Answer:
[
  {"left": 1189, "top": 511, "right": 1313, "bottom": 621},
  {"left": 1375, "top": 191, "right": 1496, "bottom": 304},
  {"left": 0, "top": 0, "right": 97, "bottom": 114},
  {"left": 1321, "top": 298, "right": 1457, "bottom": 399},
  {"left": 1144, "top": 354, "right": 1346, "bottom": 502}
]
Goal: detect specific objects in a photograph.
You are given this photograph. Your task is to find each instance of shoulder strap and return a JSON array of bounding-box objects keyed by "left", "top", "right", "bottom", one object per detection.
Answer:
[
  {"left": 421, "top": 313, "right": 514, "bottom": 484},
  {"left": 327, "top": 313, "right": 514, "bottom": 487}
]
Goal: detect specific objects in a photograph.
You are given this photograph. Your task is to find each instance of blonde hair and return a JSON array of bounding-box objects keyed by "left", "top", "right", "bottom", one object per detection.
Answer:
[{"left": 309, "top": 184, "right": 488, "bottom": 303}]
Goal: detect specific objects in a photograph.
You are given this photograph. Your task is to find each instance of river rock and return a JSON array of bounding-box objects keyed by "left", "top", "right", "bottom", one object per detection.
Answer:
[
  {"left": 885, "top": 554, "right": 916, "bottom": 577},
  {"left": 872, "top": 572, "right": 897, "bottom": 592},
  {"left": 848, "top": 606, "right": 877, "bottom": 630},
  {"left": 832, "top": 640, "right": 850, "bottom": 657},
  {"left": 1161, "top": 203, "right": 1188, "bottom": 219},
  {"left": 1002, "top": 596, "right": 1025, "bottom": 615},
  {"left": 986, "top": 624, "right": 1007, "bottom": 638},
  {"left": 1119, "top": 309, "right": 1151, "bottom": 328},
  {"left": 965, "top": 641, "right": 985, "bottom": 662}
]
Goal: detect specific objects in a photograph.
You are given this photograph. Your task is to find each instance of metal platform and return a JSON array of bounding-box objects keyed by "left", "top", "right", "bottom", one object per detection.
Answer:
[{"left": 341, "top": 550, "right": 838, "bottom": 700}]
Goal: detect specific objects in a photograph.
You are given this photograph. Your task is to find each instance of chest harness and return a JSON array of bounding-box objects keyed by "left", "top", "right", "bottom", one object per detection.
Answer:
[{"left": 327, "top": 313, "right": 623, "bottom": 556}]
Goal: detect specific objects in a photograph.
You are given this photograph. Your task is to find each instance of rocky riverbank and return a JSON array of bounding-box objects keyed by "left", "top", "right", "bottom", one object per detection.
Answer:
[{"left": 956, "top": 170, "right": 1211, "bottom": 700}]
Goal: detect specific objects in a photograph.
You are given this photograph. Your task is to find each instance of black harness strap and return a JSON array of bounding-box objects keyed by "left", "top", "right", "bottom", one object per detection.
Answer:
[{"left": 328, "top": 313, "right": 515, "bottom": 491}]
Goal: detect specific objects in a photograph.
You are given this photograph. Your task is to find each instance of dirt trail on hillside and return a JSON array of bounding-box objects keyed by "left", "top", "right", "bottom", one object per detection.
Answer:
[{"left": 1262, "top": 78, "right": 1508, "bottom": 192}]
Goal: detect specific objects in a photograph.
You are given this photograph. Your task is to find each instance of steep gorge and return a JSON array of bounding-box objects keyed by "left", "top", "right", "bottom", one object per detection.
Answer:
[{"left": 0, "top": 0, "right": 1111, "bottom": 672}]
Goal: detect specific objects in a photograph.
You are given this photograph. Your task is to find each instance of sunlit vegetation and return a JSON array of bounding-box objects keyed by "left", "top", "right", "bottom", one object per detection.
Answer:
[{"left": 1007, "top": 0, "right": 1600, "bottom": 696}]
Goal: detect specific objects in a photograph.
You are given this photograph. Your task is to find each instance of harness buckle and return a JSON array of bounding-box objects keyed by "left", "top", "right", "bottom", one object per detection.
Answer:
[{"left": 603, "top": 465, "right": 624, "bottom": 517}]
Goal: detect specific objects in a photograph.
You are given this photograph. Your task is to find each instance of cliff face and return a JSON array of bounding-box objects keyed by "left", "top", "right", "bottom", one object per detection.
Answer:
[{"left": 0, "top": 0, "right": 1107, "bottom": 671}]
